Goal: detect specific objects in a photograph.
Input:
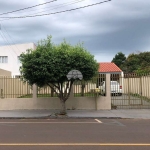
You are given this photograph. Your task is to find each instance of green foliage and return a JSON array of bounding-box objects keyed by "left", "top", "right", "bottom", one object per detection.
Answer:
[
  {"left": 111, "top": 52, "right": 126, "bottom": 71},
  {"left": 20, "top": 36, "right": 98, "bottom": 87},
  {"left": 125, "top": 53, "right": 139, "bottom": 73},
  {"left": 125, "top": 52, "right": 150, "bottom": 73},
  {"left": 112, "top": 51, "right": 150, "bottom": 74}
]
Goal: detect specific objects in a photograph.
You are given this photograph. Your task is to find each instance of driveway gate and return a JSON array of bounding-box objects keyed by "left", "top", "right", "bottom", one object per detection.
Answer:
[{"left": 111, "top": 73, "right": 150, "bottom": 109}]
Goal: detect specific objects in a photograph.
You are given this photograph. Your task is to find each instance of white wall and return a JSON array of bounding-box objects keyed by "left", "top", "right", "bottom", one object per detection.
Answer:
[{"left": 0, "top": 43, "right": 36, "bottom": 76}]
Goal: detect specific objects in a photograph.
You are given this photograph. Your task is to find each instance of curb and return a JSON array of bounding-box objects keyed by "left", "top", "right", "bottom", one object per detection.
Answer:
[{"left": 0, "top": 116, "right": 123, "bottom": 119}]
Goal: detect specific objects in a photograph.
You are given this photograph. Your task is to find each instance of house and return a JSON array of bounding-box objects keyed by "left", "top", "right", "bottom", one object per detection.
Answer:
[
  {"left": 97, "top": 62, "right": 123, "bottom": 86},
  {"left": 98, "top": 62, "right": 122, "bottom": 74},
  {"left": 0, "top": 68, "right": 11, "bottom": 76},
  {"left": 0, "top": 43, "right": 36, "bottom": 77}
]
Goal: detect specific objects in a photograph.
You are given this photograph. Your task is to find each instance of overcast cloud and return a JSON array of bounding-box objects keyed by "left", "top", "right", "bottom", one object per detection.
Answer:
[{"left": 0, "top": 0, "right": 150, "bottom": 62}]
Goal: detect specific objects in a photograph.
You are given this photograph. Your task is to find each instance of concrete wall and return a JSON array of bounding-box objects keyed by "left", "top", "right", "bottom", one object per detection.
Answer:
[
  {"left": 0, "top": 97, "right": 100, "bottom": 110},
  {"left": 0, "top": 96, "right": 110, "bottom": 110},
  {"left": 96, "top": 74, "right": 111, "bottom": 109},
  {"left": 0, "top": 43, "right": 36, "bottom": 76},
  {"left": 0, "top": 69, "right": 11, "bottom": 76}
]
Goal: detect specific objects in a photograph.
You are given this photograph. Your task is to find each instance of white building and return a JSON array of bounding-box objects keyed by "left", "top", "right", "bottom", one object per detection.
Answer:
[{"left": 0, "top": 43, "right": 36, "bottom": 76}]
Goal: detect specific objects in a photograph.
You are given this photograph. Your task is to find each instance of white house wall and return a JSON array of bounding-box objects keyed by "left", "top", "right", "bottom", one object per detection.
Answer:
[{"left": 0, "top": 43, "right": 36, "bottom": 76}]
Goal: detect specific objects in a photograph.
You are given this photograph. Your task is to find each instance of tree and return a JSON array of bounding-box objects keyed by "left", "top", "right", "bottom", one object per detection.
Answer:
[
  {"left": 20, "top": 36, "right": 98, "bottom": 114},
  {"left": 111, "top": 52, "right": 126, "bottom": 71},
  {"left": 125, "top": 53, "right": 140, "bottom": 73},
  {"left": 136, "top": 52, "right": 150, "bottom": 74},
  {"left": 125, "top": 51, "right": 150, "bottom": 74}
]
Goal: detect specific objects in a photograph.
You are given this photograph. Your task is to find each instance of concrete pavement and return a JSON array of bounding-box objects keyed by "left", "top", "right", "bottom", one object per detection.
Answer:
[{"left": 0, "top": 109, "right": 150, "bottom": 119}]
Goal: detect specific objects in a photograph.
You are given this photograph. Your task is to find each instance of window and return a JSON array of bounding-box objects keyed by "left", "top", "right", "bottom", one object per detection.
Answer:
[{"left": 0, "top": 56, "right": 8, "bottom": 63}]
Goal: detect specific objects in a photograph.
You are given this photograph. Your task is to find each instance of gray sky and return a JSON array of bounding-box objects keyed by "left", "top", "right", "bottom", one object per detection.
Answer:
[{"left": 0, "top": 0, "right": 150, "bottom": 62}]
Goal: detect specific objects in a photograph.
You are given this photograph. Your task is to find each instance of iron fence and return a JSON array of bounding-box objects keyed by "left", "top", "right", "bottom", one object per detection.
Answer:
[
  {"left": 73, "top": 74, "right": 106, "bottom": 97},
  {"left": 2, "top": 73, "right": 149, "bottom": 110},
  {"left": 37, "top": 77, "right": 102, "bottom": 98},
  {"left": 0, "top": 76, "right": 32, "bottom": 98},
  {"left": 37, "top": 86, "right": 57, "bottom": 98},
  {"left": 111, "top": 73, "right": 150, "bottom": 109},
  {"left": 0, "top": 75, "right": 106, "bottom": 98}
]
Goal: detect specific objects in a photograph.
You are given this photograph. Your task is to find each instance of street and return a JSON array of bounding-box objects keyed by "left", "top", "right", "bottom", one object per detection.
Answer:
[{"left": 0, "top": 119, "right": 150, "bottom": 150}]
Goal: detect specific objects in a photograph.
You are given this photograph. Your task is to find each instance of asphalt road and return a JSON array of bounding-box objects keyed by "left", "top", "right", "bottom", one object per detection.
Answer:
[{"left": 0, "top": 118, "right": 150, "bottom": 150}]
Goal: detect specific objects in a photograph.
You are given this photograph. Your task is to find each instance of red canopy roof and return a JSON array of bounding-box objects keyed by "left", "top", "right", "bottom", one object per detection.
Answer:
[{"left": 98, "top": 62, "right": 122, "bottom": 73}]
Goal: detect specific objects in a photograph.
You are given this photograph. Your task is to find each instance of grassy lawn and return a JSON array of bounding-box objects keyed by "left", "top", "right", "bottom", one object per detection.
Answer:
[
  {"left": 18, "top": 94, "right": 33, "bottom": 98},
  {"left": 74, "top": 93, "right": 98, "bottom": 97},
  {"left": 38, "top": 94, "right": 57, "bottom": 97},
  {"left": 130, "top": 93, "right": 150, "bottom": 102}
]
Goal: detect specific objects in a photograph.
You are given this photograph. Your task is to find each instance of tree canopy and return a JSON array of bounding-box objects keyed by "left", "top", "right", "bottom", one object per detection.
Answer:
[
  {"left": 125, "top": 52, "right": 150, "bottom": 74},
  {"left": 112, "top": 51, "right": 150, "bottom": 74},
  {"left": 111, "top": 52, "right": 126, "bottom": 71},
  {"left": 20, "top": 36, "right": 98, "bottom": 114}
]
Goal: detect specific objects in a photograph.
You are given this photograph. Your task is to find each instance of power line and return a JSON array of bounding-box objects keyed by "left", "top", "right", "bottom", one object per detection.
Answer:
[
  {"left": 0, "top": 29, "right": 18, "bottom": 55},
  {"left": 0, "top": 30, "right": 17, "bottom": 60},
  {"left": 3, "top": 0, "right": 85, "bottom": 15},
  {"left": 0, "top": 0, "right": 57, "bottom": 16},
  {"left": 25, "top": 0, "right": 86, "bottom": 16},
  {"left": 0, "top": 0, "right": 85, "bottom": 22},
  {"left": 2, "top": 25, "right": 22, "bottom": 54},
  {"left": 0, "top": 0, "right": 111, "bottom": 19}
]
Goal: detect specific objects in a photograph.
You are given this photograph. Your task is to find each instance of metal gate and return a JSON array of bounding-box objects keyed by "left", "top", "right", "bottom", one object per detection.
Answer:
[{"left": 111, "top": 73, "right": 150, "bottom": 109}]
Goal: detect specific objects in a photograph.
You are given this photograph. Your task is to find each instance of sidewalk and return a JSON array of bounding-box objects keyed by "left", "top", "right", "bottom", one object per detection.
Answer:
[{"left": 0, "top": 109, "right": 150, "bottom": 119}]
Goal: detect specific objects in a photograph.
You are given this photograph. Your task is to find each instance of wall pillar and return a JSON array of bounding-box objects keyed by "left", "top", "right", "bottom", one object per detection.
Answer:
[
  {"left": 121, "top": 71, "right": 124, "bottom": 93},
  {"left": 69, "top": 84, "right": 74, "bottom": 99},
  {"left": 96, "top": 73, "right": 111, "bottom": 110},
  {"left": 0, "top": 77, "right": 4, "bottom": 98},
  {"left": 33, "top": 84, "right": 37, "bottom": 100}
]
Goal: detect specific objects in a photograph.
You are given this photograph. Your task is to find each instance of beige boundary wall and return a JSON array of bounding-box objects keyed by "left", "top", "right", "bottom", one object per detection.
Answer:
[
  {"left": 0, "top": 77, "right": 31, "bottom": 98},
  {"left": 0, "top": 96, "right": 110, "bottom": 110},
  {"left": 0, "top": 69, "right": 11, "bottom": 76},
  {"left": 0, "top": 74, "right": 111, "bottom": 110},
  {"left": 123, "top": 75, "right": 150, "bottom": 98}
]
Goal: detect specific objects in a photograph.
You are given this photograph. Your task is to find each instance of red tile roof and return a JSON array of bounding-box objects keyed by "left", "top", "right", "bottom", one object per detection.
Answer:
[{"left": 98, "top": 62, "right": 122, "bottom": 73}]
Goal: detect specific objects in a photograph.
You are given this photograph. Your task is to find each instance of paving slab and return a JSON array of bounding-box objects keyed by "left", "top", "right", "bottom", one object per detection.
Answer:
[{"left": 0, "top": 109, "right": 149, "bottom": 119}]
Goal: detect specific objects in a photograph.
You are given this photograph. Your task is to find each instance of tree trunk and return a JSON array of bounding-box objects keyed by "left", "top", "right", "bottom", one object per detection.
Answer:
[
  {"left": 81, "top": 84, "right": 85, "bottom": 96},
  {"left": 51, "top": 88, "right": 54, "bottom": 97},
  {"left": 60, "top": 99, "right": 66, "bottom": 115},
  {"left": 51, "top": 85, "right": 54, "bottom": 97}
]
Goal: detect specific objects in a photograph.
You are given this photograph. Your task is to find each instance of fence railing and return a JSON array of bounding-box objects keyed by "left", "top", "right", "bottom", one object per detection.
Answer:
[
  {"left": 37, "top": 78, "right": 101, "bottom": 98},
  {"left": 73, "top": 74, "right": 106, "bottom": 97},
  {"left": 0, "top": 75, "right": 106, "bottom": 98},
  {"left": 0, "top": 76, "right": 32, "bottom": 98},
  {"left": 1, "top": 73, "right": 149, "bottom": 105},
  {"left": 111, "top": 73, "right": 150, "bottom": 109}
]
